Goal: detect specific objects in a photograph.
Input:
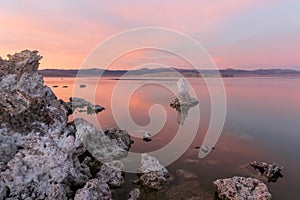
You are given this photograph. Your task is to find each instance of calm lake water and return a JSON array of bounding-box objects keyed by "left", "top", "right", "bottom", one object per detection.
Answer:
[{"left": 45, "top": 77, "right": 300, "bottom": 200}]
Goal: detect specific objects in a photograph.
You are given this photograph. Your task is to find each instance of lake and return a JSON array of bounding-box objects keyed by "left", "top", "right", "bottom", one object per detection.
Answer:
[{"left": 45, "top": 76, "right": 300, "bottom": 200}]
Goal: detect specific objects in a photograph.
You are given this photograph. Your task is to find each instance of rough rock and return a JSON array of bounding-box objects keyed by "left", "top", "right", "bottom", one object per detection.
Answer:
[
  {"left": 213, "top": 176, "right": 272, "bottom": 200},
  {"left": 74, "top": 118, "right": 133, "bottom": 162},
  {"left": 250, "top": 161, "right": 283, "bottom": 182},
  {"left": 0, "top": 50, "right": 67, "bottom": 135},
  {"left": 166, "top": 180, "right": 213, "bottom": 200},
  {"left": 136, "top": 153, "right": 170, "bottom": 190},
  {"left": 128, "top": 188, "right": 141, "bottom": 200},
  {"left": 97, "top": 160, "right": 125, "bottom": 187},
  {"left": 74, "top": 178, "right": 112, "bottom": 200},
  {"left": 170, "top": 78, "right": 199, "bottom": 125},
  {"left": 0, "top": 135, "right": 18, "bottom": 171},
  {"left": 0, "top": 131, "right": 91, "bottom": 199},
  {"left": 104, "top": 128, "right": 134, "bottom": 151},
  {"left": 0, "top": 50, "right": 114, "bottom": 199},
  {"left": 143, "top": 131, "right": 152, "bottom": 142}
]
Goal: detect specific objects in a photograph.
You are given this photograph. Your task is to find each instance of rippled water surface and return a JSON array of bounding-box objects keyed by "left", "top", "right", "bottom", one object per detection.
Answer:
[{"left": 45, "top": 77, "right": 300, "bottom": 200}]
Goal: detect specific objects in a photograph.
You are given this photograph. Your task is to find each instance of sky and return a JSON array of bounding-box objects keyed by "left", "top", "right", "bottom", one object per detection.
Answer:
[{"left": 0, "top": 0, "right": 299, "bottom": 70}]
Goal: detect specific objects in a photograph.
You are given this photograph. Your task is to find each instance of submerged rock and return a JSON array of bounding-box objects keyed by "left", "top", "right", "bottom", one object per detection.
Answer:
[
  {"left": 128, "top": 188, "right": 141, "bottom": 200},
  {"left": 136, "top": 153, "right": 171, "bottom": 190},
  {"left": 176, "top": 169, "right": 197, "bottom": 181},
  {"left": 166, "top": 180, "right": 213, "bottom": 200},
  {"left": 250, "top": 161, "right": 283, "bottom": 182},
  {"left": 170, "top": 78, "right": 199, "bottom": 125},
  {"left": 74, "top": 178, "right": 112, "bottom": 200},
  {"left": 213, "top": 176, "right": 272, "bottom": 200}
]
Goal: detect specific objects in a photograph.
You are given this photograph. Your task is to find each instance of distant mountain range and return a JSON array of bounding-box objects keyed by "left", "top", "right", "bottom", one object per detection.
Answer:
[{"left": 39, "top": 68, "right": 300, "bottom": 78}]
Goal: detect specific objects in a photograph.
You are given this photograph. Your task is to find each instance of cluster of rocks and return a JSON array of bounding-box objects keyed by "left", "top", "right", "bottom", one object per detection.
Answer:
[
  {"left": 250, "top": 161, "right": 283, "bottom": 182},
  {"left": 0, "top": 50, "right": 134, "bottom": 199},
  {"left": 169, "top": 79, "right": 199, "bottom": 125}
]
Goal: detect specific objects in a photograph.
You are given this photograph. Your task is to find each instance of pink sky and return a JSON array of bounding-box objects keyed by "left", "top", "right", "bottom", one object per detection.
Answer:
[{"left": 0, "top": 0, "right": 299, "bottom": 70}]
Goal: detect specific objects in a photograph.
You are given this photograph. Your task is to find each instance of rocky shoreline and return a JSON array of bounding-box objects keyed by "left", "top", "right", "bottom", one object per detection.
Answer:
[{"left": 0, "top": 50, "right": 281, "bottom": 200}]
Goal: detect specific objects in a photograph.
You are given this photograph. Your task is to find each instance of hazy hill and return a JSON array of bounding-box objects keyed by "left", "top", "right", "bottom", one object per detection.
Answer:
[{"left": 39, "top": 68, "right": 300, "bottom": 78}]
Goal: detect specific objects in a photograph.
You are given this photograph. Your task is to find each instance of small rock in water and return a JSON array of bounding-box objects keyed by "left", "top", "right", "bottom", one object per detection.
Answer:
[
  {"left": 250, "top": 161, "right": 283, "bottom": 182},
  {"left": 52, "top": 85, "right": 59, "bottom": 88},
  {"left": 143, "top": 131, "right": 152, "bottom": 142},
  {"left": 176, "top": 169, "right": 197, "bottom": 180},
  {"left": 62, "top": 85, "right": 68, "bottom": 88},
  {"left": 128, "top": 188, "right": 141, "bottom": 200},
  {"left": 79, "top": 84, "right": 86, "bottom": 88},
  {"left": 213, "top": 176, "right": 272, "bottom": 200},
  {"left": 170, "top": 78, "right": 199, "bottom": 125}
]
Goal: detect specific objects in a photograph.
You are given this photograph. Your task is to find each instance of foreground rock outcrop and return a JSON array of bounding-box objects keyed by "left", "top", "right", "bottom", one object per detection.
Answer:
[
  {"left": 213, "top": 176, "right": 272, "bottom": 200},
  {"left": 250, "top": 161, "right": 283, "bottom": 182},
  {"left": 0, "top": 50, "right": 130, "bottom": 199}
]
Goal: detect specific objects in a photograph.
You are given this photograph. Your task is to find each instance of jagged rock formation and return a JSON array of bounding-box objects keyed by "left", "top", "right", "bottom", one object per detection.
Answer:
[
  {"left": 135, "top": 153, "right": 171, "bottom": 190},
  {"left": 0, "top": 50, "right": 67, "bottom": 135},
  {"left": 213, "top": 176, "right": 272, "bottom": 200},
  {"left": 170, "top": 78, "right": 199, "bottom": 125},
  {"left": 250, "top": 161, "right": 283, "bottom": 182},
  {"left": 0, "top": 50, "right": 130, "bottom": 199}
]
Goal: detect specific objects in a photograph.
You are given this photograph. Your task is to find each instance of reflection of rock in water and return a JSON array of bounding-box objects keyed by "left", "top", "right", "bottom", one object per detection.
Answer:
[
  {"left": 250, "top": 161, "right": 283, "bottom": 182},
  {"left": 170, "top": 79, "right": 199, "bottom": 125}
]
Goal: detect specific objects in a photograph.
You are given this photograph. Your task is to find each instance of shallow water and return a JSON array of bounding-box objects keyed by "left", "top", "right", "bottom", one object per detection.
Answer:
[{"left": 45, "top": 77, "right": 300, "bottom": 199}]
